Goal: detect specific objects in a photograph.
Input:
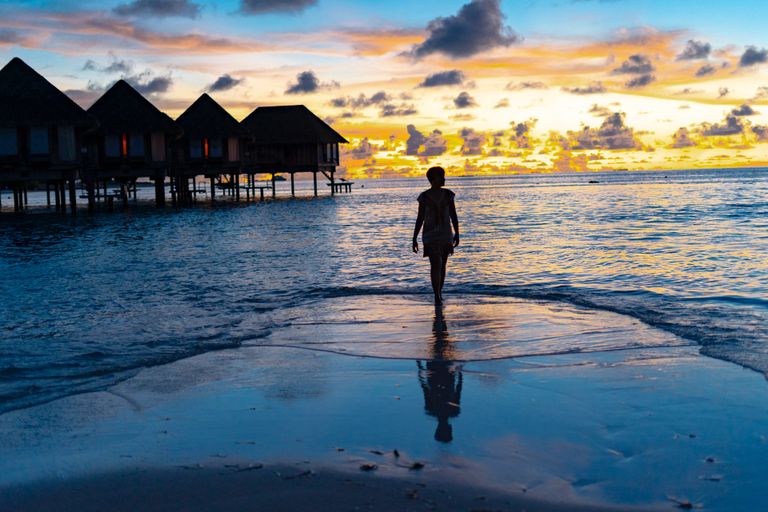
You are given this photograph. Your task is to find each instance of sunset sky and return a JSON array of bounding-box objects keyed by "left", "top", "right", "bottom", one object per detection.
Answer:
[{"left": 1, "top": 0, "right": 767, "bottom": 178}]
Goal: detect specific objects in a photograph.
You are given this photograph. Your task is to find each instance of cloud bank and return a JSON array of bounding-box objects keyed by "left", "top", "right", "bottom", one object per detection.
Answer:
[{"left": 408, "top": 0, "right": 520, "bottom": 59}]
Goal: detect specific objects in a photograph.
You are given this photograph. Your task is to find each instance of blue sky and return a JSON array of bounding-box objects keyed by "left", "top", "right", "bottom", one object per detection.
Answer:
[{"left": 1, "top": 0, "right": 767, "bottom": 176}]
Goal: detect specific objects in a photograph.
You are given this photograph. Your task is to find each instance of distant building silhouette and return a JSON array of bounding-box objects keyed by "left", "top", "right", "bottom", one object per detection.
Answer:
[
  {"left": 0, "top": 57, "right": 94, "bottom": 212},
  {"left": 85, "top": 79, "right": 179, "bottom": 206},
  {"left": 0, "top": 57, "right": 348, "bottom": 214}
]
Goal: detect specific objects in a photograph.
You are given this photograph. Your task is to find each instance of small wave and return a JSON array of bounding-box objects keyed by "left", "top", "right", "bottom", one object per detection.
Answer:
[
  {"left": 302, "top": 283, "right": 768, "bottom": 375},
  {"left": 78, "top": 351, "right": 111, "bottom": 360},
  {"left": 680, "top": 295, "right": 768, "bottom": 308},
  {"left": 0, "top": 366, "right": 24, "bottom": 378}
]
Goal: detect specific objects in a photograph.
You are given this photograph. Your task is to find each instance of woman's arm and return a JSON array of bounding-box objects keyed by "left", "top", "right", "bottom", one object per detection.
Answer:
[
  {"left": 413, "top": 202, "right": 425, "bottom": 253},
  {"left": 449, "top": 196, "right": 460, "bottom": 246}
]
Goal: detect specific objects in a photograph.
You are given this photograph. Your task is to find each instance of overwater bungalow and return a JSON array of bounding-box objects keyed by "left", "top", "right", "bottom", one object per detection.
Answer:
[
  {"left": 240, "top": 105, "right": 348, "bottom": 197},
  {"left": 174, "top": 93, "right": 250, "bottom": 202},
  {"left": 85, "top": 80, "right": 178, "bottom": 207},
  {"left": 0, "top": 57, "right": 94, "bottom": 213}
]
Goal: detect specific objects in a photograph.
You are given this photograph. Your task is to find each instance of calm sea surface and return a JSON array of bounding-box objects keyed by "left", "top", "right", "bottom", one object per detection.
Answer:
[{"left": 1, "top": 168, "right": 767, "bottom": 412}]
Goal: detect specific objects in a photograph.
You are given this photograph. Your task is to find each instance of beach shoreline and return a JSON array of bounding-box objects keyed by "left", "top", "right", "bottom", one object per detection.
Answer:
[{"left": 3, "top": 296, "right": 768, "bottom": 511}]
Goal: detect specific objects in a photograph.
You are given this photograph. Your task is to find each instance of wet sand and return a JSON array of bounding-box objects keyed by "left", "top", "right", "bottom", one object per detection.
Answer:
[
  {"left": 2, "top": 296, "right": 768, "bottom": 511},
  {"left": 2, "top": 464, "right": 651, "bottom": 512}
]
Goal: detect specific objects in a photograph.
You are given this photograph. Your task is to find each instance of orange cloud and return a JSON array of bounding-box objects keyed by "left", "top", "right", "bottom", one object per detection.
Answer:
[
  {"left": 334, "top": 28, "right": 424, "bottom": 57},
  {"left": 0, "top": 10, "right": 270, "bottom": 55}
]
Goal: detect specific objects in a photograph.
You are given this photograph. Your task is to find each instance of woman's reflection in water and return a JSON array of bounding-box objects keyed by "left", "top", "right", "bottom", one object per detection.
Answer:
[{"left": 417, "top": 306, "right": 463, "bottom": 443}]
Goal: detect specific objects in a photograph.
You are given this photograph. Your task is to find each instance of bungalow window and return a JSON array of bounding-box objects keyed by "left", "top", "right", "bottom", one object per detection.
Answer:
[
  {"left": 104, "top": 134, "right": 121, "bottom": 157},
  {"left": 227, "top": 138, "right": 239, "bottom": 162},
  {"left": 209, "top": 138, "right": 222, "bottom": 158},
  {"left": 332, "top": 143, "right": 338, "bottom": 162},
  {"left": 30, "top": 126, "right": 49, "bottom": 155},
  {"left": 129, "top": 133, "right": 144, "bottom": 157},
  {"left": 151, "top": 132, "right": 166, "bottom": 162},
  {"left": 189, "top": 139, "right": 202, "bottom": 158},
  {"left": 57, "top": 126, "right": 76, "bottom": 161},
  {"left": 326, "top": 143, "right": 332, "bottom": 162},
  {"left": 0, "top": 127, "right": 17, "bottom": 156}
]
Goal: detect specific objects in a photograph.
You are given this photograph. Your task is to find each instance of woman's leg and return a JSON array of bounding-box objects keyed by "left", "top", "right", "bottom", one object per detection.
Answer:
[
  {"left": 429, "top": 254, "right": 443, "bottom": 305},
  {"left": 439, "top": 255, "right": 448, "bottom": 299}
]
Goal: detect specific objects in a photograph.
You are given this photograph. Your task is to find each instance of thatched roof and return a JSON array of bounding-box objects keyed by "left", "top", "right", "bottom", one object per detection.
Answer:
[
  {"left": 241, "top": 105, "right": 347, "bottom": 144},
  {"left": 87, "top": 79, "right": 177, "bottom": 134},
  {"left": 0, "top": 57, "right": 93, "bottom": 128},
  {"left": 176, "top": 93, "right": 248, "bottom": 139}
]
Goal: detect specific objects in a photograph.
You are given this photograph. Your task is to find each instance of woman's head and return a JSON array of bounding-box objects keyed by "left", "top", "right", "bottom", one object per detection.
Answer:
[{"left": 426, "top": 166, "right": 445, "bottom": 187}]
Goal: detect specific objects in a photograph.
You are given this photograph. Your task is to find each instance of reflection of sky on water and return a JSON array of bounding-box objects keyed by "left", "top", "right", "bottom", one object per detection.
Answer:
[
  {"left": 261, "top": 295, "right": 690, "bottom": 361},
  {"left": 1, "top": 169, "right": 767, "bottom": 413}
]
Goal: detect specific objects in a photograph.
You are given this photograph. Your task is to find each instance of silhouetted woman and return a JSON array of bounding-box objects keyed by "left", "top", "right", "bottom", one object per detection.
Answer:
[{"left": 412, "top": 166, "right": 460, "bottom": 305}]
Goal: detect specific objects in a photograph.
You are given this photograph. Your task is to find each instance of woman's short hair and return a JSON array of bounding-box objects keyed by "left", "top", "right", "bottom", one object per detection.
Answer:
[{"left": 426, "top": 166, "right": 445, "bottom": 183}]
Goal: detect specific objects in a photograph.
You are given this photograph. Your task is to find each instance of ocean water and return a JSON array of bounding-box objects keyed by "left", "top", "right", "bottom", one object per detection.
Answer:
[{"left": 1, "top": 168, "right": 767, "bottom": 413}]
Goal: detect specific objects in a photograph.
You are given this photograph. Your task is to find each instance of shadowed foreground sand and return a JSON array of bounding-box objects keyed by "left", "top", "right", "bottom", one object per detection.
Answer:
[{"left": 2, "top": 464, "right": 656, "bottom": 512}]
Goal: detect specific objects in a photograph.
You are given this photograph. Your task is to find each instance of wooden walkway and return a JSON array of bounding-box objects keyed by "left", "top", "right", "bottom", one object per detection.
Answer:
[{"left": 328, "top": 181, "right": 354, "bottom": 193}]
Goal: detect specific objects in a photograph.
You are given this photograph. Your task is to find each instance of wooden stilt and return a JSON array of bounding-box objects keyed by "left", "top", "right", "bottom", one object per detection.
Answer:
[
  {"left": 46, "top": 183, "right": 51, "bottom": 208},
  {"left": 272, "top": 173, "right": 276, "bottom": 198},
  {"left": 260, "top": 187, "right": 264, "bottom": 201},
  {"left": 68, "top": 179, "right": 77, "bottom": 214},
  {"left": 23, "top": 186, "right": 28, "bottom": 206},
  {"left": 235, "top": 173, "right": 240, "bottom": 201},
  {"left": 120, "top": 182, "right": 128, "bottom": 207},
  {"left": 330, "top": 170, "right": 335, "bottom": 196},
  {"left": 60, "top": 181, "right": 67, "bottom": 213},
  {"left": 155, "top": 176, "right": 165, "bottom": 206},
  {"left": 313, "top": 171, "right": 318, "bottom": 197},
  {"left": 290, "top": 172, "right": 295, "bottom": 198},
  {"left": 171, "top": 176, "right": 177, "bottom": 206},
  {"left": 210, "top": 177, "right": 215, "bottom": 200}
]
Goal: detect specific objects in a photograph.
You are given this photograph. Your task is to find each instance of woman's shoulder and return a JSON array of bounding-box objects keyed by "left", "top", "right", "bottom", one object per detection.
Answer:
[{"left": 443, "top": 188, "right": 456, "bottom": 198}]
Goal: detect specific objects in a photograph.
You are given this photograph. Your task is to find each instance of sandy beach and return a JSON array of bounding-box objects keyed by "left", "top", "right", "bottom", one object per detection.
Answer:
[{"left": 2, "top": 295, "right": 767, "bottom": 511}]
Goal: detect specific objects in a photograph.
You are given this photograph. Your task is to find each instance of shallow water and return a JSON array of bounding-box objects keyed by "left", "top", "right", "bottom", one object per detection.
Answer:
[{"left": 1, "top": 168, "right": 767, "bottom": 412}]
